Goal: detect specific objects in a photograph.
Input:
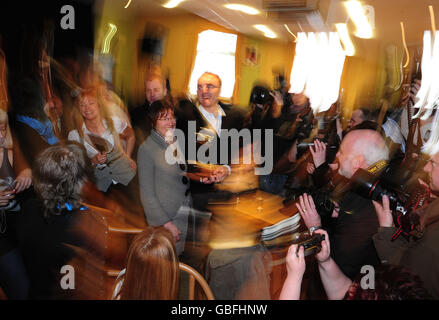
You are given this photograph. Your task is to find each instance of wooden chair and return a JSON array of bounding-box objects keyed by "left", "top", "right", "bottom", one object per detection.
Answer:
[
  {"left": 179, "top": 262, "right": 215, "bottom": 300},
  {"left": 67, "top": 203, "right": 144, "bottom": 299},
  {"left": 109, "top": 263, "right": 214, "bottom": 300}
]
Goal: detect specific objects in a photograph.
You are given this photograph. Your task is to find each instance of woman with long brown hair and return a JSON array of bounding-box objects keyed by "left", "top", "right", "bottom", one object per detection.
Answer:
[{"left": 113, "top": 226, "right": 180, "bottom": 300}]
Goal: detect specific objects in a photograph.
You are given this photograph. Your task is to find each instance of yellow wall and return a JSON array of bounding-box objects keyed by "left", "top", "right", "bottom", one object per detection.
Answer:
[
  {"left": 95, "top": 4, "right": 294, "bottom": 109},
  {"left": 94, "top": 1, "right": 404, "bottom": 122}
]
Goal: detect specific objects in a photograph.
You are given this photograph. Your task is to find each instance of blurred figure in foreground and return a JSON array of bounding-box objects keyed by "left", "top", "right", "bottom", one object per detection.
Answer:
[
  {"left": 0, "top": 109, "right": 32, "bottom": 299},
  {"left": 112, "top": 227, "right": 180, "bottom": 300},
  {"left": 16, "top": 144, "right": 90, "bottom": 299}
]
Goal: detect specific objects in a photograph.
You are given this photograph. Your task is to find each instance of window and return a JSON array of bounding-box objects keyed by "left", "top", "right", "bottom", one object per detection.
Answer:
[{"left": 188, "top": 30, "right": 237, "bottom": 99}]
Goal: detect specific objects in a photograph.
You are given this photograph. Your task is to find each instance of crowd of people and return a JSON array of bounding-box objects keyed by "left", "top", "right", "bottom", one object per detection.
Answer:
[{"left": 0, "top": 22, "right": 439, "bottom": 301}]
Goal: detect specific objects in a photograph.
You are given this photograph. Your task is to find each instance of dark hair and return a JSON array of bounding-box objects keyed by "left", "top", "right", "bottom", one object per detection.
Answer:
[
  {"left": 350, "top": 120, "right": 381, "bottom": 132},
  {"left": 120, "top": 227, "right": 180, "bottom": 300},
  {"left": 146, "top": 99, "right": 175, "bottom": 129},
  {"left": 357, "top": 108, "right": 371, "bottom": 121},
  {"left": 33, "top": 143, "right": 90, "bottom": 217},
  {"left": 346, "top": 264, "right": 432, "bottom": 300}
]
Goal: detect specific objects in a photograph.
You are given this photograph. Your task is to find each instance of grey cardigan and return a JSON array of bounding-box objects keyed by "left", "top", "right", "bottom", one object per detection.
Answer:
[{"left": 137, "top": 130, "right": 189, "bottom": 226}]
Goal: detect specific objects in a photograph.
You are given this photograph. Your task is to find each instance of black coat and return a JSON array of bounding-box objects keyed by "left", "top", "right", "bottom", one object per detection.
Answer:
[{"left": 175, "top": 99, "right": 245, "bottom": 209}]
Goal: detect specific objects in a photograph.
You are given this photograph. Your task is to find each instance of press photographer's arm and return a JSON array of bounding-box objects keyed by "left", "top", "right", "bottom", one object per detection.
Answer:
[{"left": 315, "top": 230, "right": 352, "bottom": 300}]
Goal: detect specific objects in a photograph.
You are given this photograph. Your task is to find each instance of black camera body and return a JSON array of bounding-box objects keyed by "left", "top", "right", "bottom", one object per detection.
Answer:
[
  {"left": 350, "top": 168, "right": 431, "bottom": 239},
  {"left": 310, "top": 189, "right": 338, "bottom": 219},
  {"left": 250, "top": 85, "right": 274, "bottom": 106},
  {"left": 296, "top": 233, "right": 326, "bottom": 256},
  {"left": 351, "top": 168, "right": 409, "bottom": 216}
]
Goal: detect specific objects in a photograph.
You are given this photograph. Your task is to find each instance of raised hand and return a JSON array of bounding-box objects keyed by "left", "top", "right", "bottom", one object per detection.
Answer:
[
  {"left": 296, "top": 193, "right": 321, "bottom": 230},
  {"left": 309, "top": 139, "right": 327, "bottom": 168},
  {"left": 372, "top": 195, "right": 394, "bottom": 227}
]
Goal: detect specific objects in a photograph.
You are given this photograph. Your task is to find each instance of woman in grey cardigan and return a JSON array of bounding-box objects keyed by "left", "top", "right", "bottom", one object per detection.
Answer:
[{"left": 137, "top": 100, "right": 190, "bottom": 255}]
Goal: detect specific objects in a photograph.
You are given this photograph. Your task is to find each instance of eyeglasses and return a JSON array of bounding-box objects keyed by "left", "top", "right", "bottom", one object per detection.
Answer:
[
  {"left": 157, "top": 117, "right": 175, "bottom": 122},
  {"left": 197, "top": 84, "right": 219, "bottom": 91}
]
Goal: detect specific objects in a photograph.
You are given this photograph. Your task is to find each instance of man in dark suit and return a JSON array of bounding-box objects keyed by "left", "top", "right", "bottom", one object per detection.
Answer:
[
  {"left": 176, "top": 72, "right": 245, "bottom": 210},
  {"left": 130, "top": 71, "right": 168, "bottom": 147}
]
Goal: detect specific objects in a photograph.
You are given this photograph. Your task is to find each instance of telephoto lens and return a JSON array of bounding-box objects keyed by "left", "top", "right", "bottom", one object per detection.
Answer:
[{"left": 350, "top": 168, "right": 406, "bottom": 215}]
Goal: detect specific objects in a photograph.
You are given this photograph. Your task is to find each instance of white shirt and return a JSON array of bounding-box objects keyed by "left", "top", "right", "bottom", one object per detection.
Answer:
[
  {"left": 198, "top": 104, "right": 231, "bottom": 175},
  {"left": 68, "top": 116, "right": 128, "bottom": 184},
  {"left": 68, "top": 116, "right": 128, "bottom": 159},
  {"left": 198, "top": 104, "right": 226, "bottom": 137}
]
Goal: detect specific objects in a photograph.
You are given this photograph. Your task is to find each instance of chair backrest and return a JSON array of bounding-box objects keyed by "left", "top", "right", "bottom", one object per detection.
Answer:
[
  {"left": 68, "top": 203, "right": 144, "bottom": 299},
  {"left": 109, "top": 264, "right": 214, "bottom": 300},
  {"left": 179, "top": 262, "right": 215, "bottom": 300}
]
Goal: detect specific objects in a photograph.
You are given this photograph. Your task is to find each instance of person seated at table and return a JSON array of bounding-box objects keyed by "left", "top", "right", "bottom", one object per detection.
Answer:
[
  {"left": 68, "top": 87, "right": 136, "bottom": 193},
  {"left": 112, "top": 226, "right": 180, "bottom": 300}
]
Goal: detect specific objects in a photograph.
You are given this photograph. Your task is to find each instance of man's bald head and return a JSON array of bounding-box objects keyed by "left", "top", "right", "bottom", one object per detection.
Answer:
[{"left": 336, "top": 129, "right": 389, "bottom": 179}]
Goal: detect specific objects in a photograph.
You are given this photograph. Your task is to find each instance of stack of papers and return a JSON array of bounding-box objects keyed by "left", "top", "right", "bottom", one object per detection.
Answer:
[{"left": 261, "top": 213, "right": 301, "bottom": 242}]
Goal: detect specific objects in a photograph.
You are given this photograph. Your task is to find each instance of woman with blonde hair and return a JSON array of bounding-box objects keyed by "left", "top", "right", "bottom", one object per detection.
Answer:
[
  {"left": 68, "top": 87, "right": 136, "bottom": 193},
  {"left": 113, "top": 227, "right": 180, "bottom": 300}
]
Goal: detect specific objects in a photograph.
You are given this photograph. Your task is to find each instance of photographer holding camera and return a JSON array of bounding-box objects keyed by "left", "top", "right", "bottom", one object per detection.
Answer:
[
  {"left": 372, "top": 150, "right": 439, "bottom": 298},
  {"left": 298, "top": 129, "right": 390, "bottom": 280},
  {"left": 279, "top": 226, "right": 431, "bottom": 300}
]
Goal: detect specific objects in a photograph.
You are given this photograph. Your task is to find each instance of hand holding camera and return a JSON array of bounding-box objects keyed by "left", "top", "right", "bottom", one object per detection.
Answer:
[
  {"left": 372, "top": 194, "right": 394, "bottom": 228},
  {"left": 0, "top": 182, "right": 16, "bottom": 207}
]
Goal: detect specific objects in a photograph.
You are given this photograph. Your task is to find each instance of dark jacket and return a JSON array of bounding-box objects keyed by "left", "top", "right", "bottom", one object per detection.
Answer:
[
  {"left": 175, "top": 99, "right": 245, "bottom": 209},
  {"left": 373, "top": 198, "right": 439, "bottom": 298},
  {"left": 16, "top": 199, "right": 84, "bottom": 299},
  {"left": 331, "top": 191, "right": 381, "bottom": 280}
]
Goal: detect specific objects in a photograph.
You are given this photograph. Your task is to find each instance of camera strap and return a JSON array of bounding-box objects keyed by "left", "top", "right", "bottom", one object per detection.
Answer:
[{"left": 366, "top": 159, "right": 388, "bottom": 175}]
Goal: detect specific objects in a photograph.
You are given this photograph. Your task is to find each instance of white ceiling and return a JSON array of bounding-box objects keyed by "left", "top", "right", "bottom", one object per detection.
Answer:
[{"left": 115, "top": 0, "right": 439, "bottom": 45}]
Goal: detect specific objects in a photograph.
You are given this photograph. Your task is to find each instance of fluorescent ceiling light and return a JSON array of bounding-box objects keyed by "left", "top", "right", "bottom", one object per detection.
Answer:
[
  {"left": 224, "top": 4, "right": 260, "bottom": 15},
  {"left": 124, "top": 0, "right": 132, "bottom": 9},
  {"left": 336, "top": 23, "right": 355, "bottom": 56},
  {"left": 254, "top": 25, "right": 277, "bottom": 39},
  {"left": 163, "top": 0, "right": 185, "bottom": 9},
  {"left": 344, "top": 0, "right": 373, "bottom": 39}
]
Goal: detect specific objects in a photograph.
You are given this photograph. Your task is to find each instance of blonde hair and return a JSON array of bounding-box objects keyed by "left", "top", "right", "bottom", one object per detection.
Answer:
[{"left": 73, "top": 87, "right": 116, "bottom": 141}]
